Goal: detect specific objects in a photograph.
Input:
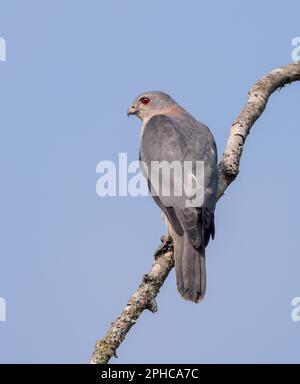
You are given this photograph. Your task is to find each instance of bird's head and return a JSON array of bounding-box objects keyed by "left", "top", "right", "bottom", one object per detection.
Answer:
[{"left": 127, "top": 91, "right": 179, "bottom": 122}]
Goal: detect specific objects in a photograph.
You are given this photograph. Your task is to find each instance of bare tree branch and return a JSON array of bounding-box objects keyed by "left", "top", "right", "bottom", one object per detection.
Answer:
[
  {"left": 217, "top": 62, "right": 300, "bottom": 198},
  {"left": 90, "top": 61, "right": 300, "bottom": 364}
]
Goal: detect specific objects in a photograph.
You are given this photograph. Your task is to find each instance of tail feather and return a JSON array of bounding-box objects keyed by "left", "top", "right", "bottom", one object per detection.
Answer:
[{"left": 174, "top": 233, "right": 206, "bottom": 303}]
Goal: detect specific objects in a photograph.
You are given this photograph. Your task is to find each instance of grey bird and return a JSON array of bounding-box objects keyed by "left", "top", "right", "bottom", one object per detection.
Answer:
[{"left": 128, "top": 91, "right": 218, "bottom": 302}]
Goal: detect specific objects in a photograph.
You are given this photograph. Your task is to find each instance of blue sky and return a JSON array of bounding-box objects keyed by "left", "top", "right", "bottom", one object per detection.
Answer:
[{"left": 0, "top": 0, "right": 299, "bottom": 363}]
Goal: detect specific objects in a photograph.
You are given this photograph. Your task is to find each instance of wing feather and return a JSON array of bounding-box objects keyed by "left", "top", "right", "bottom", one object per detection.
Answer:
[{"left": 140, "top": 114, "right": 217, "bottom": 247}]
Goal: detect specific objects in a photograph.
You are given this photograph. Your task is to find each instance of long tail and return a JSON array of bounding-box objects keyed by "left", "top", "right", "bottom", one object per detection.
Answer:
[{"left": 173, "top": 233, "right": 206, "bottom": 303}]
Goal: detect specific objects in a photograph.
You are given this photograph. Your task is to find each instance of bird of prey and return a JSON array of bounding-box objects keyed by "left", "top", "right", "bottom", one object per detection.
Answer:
[{"left": 128, "top": 91, "right": 218, "bottom": 303}]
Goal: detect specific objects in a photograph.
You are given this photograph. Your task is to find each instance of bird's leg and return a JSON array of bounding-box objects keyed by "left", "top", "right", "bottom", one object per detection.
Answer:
[{"left": 154, "top": 233, "right": 173, "bottom": 259}]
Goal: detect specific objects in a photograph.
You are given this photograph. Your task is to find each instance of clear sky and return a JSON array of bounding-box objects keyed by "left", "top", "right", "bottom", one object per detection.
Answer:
[{"left": 0, "top": 0, "right": 299, "bottom": 363}]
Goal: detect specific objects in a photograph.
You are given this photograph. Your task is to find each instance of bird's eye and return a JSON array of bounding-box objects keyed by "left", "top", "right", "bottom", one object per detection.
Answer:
[{"left": 140, "top": 97, "right": 150, "bottom": 105}]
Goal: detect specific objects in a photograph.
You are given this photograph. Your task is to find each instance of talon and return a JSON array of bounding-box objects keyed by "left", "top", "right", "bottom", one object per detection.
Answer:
[
  {"left": 161, "top": 234, "right": 171, "bottom": 243},
  {"left": 154, "top": 234, "right": 173, "bottom": 259}
]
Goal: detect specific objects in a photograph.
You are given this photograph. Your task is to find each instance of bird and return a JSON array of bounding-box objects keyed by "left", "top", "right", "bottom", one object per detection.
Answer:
[{"left": 128, "top": 91, "right": 218, "bottom": 303}]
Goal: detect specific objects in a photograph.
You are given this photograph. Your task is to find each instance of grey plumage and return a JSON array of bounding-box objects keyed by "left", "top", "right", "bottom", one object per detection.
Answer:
[{"left": 128, "top": 91, "right": 218, "bottom": 302}]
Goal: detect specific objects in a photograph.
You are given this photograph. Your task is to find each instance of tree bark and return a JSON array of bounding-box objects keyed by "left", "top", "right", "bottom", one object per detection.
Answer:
[{"left": 90, "top": 61, "right": 300, "bottom": 364}]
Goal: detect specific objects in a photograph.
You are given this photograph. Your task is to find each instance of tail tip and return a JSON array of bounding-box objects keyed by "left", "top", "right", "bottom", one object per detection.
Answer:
[{"left": 178, "top": 286, "right": 205, "bottom": 304}]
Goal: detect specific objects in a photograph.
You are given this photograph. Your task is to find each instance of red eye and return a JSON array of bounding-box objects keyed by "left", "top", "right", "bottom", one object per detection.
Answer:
[{"left": 140, "top": 97, "right": 150, "bottom": 105}]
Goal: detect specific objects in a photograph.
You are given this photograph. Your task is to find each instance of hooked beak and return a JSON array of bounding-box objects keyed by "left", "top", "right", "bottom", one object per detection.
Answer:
[{"left": 127, "top": 104, "right": 137, "bottom": 117}]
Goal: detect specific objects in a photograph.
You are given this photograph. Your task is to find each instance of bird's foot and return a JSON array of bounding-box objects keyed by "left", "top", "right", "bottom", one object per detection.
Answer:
[{"left": 154, "top": 234, "right": 173, "bottom": 259}]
